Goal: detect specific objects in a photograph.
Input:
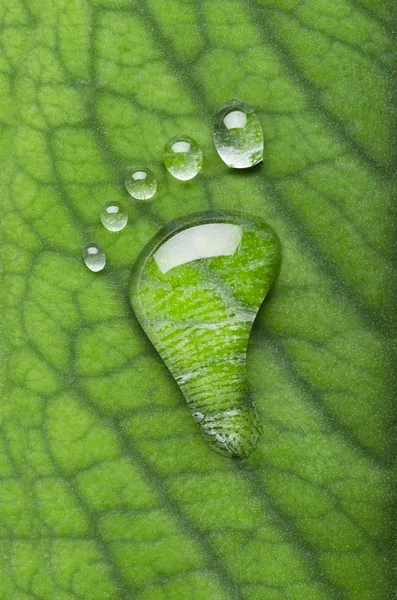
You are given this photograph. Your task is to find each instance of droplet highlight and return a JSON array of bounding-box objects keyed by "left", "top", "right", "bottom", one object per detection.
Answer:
[
  {"left": 163, "top": 135, "right": 203, "bottom": 180},
  {"left": 213, "top": 99, "right": 264, "bottom": 168},
  {"left": 83, "top": 242, "right": 106, "bottom": 272},
  {"left": 129, "top": 211, "right": 281, "bottom": 458},
  {"left": 100, "top": 201, "right": 128, "bottom": 232},
  {"left": 125, "top": 168, "right": 157, "bottom": 200}
]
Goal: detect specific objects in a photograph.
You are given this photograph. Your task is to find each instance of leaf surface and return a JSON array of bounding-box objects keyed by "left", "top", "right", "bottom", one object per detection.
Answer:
[{"left": 0, "top": 0, "right": 395, "bottom": 598}]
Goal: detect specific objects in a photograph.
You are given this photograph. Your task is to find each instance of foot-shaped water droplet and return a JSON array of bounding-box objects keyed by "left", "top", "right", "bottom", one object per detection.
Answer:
[
  {"left": 129, "top": 211, "right": 281, "bottom": 458},
  {"left": 213, "top": 99, "right": 264, "bottom": 168}
]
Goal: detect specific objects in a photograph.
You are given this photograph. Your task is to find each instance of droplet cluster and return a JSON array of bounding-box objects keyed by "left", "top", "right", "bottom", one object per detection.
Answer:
[{"left": 82, "top": 99, "right": 263, "bottom": 272}]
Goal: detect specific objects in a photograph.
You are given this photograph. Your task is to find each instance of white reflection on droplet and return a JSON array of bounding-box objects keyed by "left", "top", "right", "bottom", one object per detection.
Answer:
[
  {"left": 154, "top": 223, "right": 242, "bottom": 274},
  {"left": 171, "top": 141, "right": 191, "bottom": 153},
  {"left": 223, "top": 110, "right": 247, "bottom": 129},
  {"left": 132, "top": 171, "right": 148, "bottom": 180}
]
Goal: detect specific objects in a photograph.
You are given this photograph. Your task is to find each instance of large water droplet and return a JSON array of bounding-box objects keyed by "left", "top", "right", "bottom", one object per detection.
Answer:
[
  {"left": 129, "top": 211, "right": 281, "bottom": 458},
  {"left": 83, "top": 242, "right": 106, "bottom": 272},
  {"left": 100, "top": 201, "right": 128, "bottom": 232},
  {"left": 213, "top": 99, "right": 264, "bottom": 168},
  {"left": 125, "top": 168, "right": 157, "bottom": 200},
  {"left": 163, "top": 135, "right": 203, "bottom": 180}
]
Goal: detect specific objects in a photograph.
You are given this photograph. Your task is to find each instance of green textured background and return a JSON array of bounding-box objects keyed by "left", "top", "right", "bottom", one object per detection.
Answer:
[{"left": 0, "top": 0, "right": 395, "bottom": 599}]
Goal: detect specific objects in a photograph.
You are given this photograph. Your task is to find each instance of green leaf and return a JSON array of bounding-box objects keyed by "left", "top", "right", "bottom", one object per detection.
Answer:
[{"left": 0, "top": 0, "right": 395, "bottom": 598}]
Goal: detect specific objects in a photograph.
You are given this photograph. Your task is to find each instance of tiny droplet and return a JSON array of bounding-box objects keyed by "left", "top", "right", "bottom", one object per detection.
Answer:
[
  {"left": 100, "top": 201, "right": 128, "bottom": 232},
  {"left": 213, "top": 99, "right": 264, "bottom": 168},
  {"left": 83, "top": 242, "right": 106, "bottom": 272},
  {"left": 125, "top": 168, "right": 157, "bottom": 200},
  {"left": 163, "top": 135, "right": 203, "bottom": 180}
]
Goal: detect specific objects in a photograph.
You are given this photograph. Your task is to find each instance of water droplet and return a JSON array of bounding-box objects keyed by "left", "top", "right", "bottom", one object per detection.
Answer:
[
  {"left": 163, "top": 135, "right": 203, "bottom": 180},
  {"left": 83, "top": 242, "right": 106, "bottom": 272},
  {"left": 129, "top": 211, "right": 281, "bottom": 458},
  {"left": 125, "top": 168, "right": 157, "bottom": 200},
  {"left": 100, "top": 201, "right": 128, "bottom": 232},
  {"left": 213, "top": 99, "right": 264, "bottom": 168}
]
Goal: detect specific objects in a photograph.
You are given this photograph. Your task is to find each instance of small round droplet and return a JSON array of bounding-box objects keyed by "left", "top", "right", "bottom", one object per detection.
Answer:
[
  {"left": 100, "top": 201, "right": 128, "bottom": 232},
  {"left": 125, "top": 168, "right": 157, "bottom": 200},
  {"left": 213, "top": 99, "right": 264, "bottom": 168},
  {"left": 163, "top": 135, "right": 203, "bottom": 180},
  {"left": 83, "top": 242, "right": 106, "bottom": 272}
]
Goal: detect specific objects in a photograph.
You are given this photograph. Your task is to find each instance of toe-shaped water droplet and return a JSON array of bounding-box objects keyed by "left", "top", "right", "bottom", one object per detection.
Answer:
[
  {"left": 163, "top": 135, "right": 203, "bottom": 180},
  {"left": 129, "top": 211, "right": 281, "bottom": 458},
  {"left": 83, "top": 242, "right": 106, "bottom": 272},
  {"left": 125, "top": 168, "right": 157, "bottom": 200},
  {"left": 213, "top": 99, "right": 264, "bottom": 168},
  {"left": 100, "top": 201, "right": 128, "bottom": 232}
]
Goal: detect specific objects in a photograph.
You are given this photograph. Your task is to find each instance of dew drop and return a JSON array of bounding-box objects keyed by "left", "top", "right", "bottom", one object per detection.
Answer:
[
  {"left": 83, "top": 242, "right": 106, "bottom": 272},
  {"left": 213, "top": 99, "right": 264, "bottom": 168},
  {"left": 163, "top": 135, "right": 203, "bottom": 180},
  {"left": 100, "top": 201, "right": 128, "bottom": 232},
  {"left": 125, "top": 168, "right": 157, "bottom": 200}
]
